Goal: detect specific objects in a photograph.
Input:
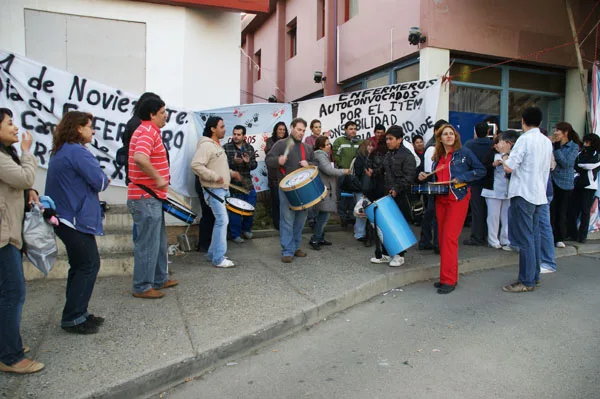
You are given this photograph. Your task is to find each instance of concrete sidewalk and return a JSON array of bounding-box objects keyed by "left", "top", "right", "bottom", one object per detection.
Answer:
[{"left": 1, "top": 229, "right": 597, "bottom": 399}]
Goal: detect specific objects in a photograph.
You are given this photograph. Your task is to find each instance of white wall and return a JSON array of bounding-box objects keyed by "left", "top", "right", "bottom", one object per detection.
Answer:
[
  {"left": 0, "top": 0, "right": 242, "bottom": 206},
  {"left": 419, "top": 47, "right": 449, "bottom": 122},
  {"left": 564, "top": 68, "right": 587, "bottom": 136}
]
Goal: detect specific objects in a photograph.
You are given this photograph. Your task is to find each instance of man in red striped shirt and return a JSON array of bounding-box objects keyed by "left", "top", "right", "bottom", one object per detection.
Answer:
[{"left": 127, "top": 96, "right": 178, "bottom": 299}]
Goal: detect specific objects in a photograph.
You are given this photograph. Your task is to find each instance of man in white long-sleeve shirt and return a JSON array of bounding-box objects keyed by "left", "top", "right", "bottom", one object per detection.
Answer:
[{"left": 498, "top": 107, "right": 552, "bottom": 292}]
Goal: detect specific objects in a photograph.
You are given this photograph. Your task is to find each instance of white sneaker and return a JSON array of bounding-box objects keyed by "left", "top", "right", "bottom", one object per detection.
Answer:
[
  {"left": 232, "top": 236, "right": 245, "bottom": 244},
  {"left": 540, "top": 266, "right": 555, "bottom": 274},
  {"left": 215, "top": 258, "right": 235, "bottom": 268},
  {"left": 389, "top": 255, "right": 405, "bottom": 267},
  {"left": 555, "top": 241, "right": 566, "bottom": 248},
  {"left": 489, "top": 244, "right": 502, "bottom": 249},
  {"left": 502, "top": 245, "right": 514, "bottom": 252},
  {"left": 370, "top": 255, "right": 391, "bottom": 264},
  {"left": 242, "top": 231, "right": 253, "bottom": 239}
]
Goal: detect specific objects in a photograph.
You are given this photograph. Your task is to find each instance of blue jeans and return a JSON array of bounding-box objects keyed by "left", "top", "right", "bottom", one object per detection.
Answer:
[
  {"left": 228, "top": 189, "right": 257, "bottom": 239},
  {"left": 536, "top": 202, "right": 556, "bottom": 271},
  {"left": 0, "top": 244, "right": 26, "bottom": 366},
  {"left": 279, "top": 189, "right": 308, "bottom": 257},
  {"left": 353, "top": 193, "right": 367, "bottom": 239},
  {"left": 203, "top": 188, "right": 229, "bottom": 265},
  {"left": 55, "top": 224, "right": 100, "bottom": 327},
  {"left": 128, "top": 197, "right": 168, "bottom": 294},
  {"left": 310, "top": 211, "right": 330, "bottom": 242},
  {"left": 509, "top": 196, "right": 541, "bottom": 287}
]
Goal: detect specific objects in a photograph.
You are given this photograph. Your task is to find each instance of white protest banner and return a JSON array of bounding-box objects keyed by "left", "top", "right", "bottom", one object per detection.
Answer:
[
  {"left": 191, "top": 103, "right": 292, "bottom": 193},
  {"left": 297, "top": 79, "right": 441, "bottom": 144},
  {"left": 0, "top": 50, "right": 191, "bottom": 191}
]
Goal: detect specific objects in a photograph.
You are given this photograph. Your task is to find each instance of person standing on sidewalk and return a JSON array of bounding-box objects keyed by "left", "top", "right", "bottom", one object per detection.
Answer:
[
  {"left": 549, "top": 122, "right": 581, "bottom": 248},
  {"left": 463, "top": 122, "right": 493, "bottom": 246},
  {"left": 265, "top": 118, "right": 314, "bottom": 263},
  {"left": 418, "top": 119, "right": 447, "bottom": 253},
  {"left": 332, "top": 121, "right": 364, "bottom": 238},
  {"left": 127, "top": 96, "right": 178, "bottom": 299},
  {"left": 192, "top": 116, "right": 242, "bottom": 268},
  {"left": 568, "top": 134, "right": 600, "bottom": 243},
  {"left": 0, "top": 108, "right": 45, "bottom": 374},
  {"left": 370, "top": 126, "right": 417, "bottom": 267},
  {"left": 481, "top": 131, "right": 519, "bottom": 250},
  {"left": 418, "top": 124, "right": 486, "bottom": 294},
  {"left": 223, "top": 125, "right": 257, "bottom": 243},
  {"left": 305, "top": 119, "right": 330, "bottom": 229},
  {"left": 46, "top": 111, "right": 110, "bottom": 334},
  {"left": 309, "top": 136, "right": 350, "bottom": 250},
  {"left": 304, "top": 119, "right": 331, "bottom": 149},
  {"left": 499, "top": 107, "right": 552, "bottom": 292},
  {"left": 265, "top": 122, "right": 288, "bottom": 230}
]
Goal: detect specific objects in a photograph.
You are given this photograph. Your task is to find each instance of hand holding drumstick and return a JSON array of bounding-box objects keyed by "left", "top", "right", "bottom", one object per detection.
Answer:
[{"left": 418, "top": 165, "right": 446, "bottom": 181}]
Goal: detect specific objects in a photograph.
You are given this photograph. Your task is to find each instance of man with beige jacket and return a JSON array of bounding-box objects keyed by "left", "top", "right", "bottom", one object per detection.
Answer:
[{"left": 191, "top": 116, "right": 241, "bottom": 268}]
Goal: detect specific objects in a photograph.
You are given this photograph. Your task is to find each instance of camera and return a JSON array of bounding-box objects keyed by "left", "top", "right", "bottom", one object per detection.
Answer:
[
  {"left": 408, "top": 27, "right": 427, "bottom": 46},
  {"left": 314, "top": 71, "right": 326, "bottom": 84}
]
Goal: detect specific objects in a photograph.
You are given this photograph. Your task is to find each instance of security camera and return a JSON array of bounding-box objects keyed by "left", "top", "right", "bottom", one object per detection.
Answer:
[
  {"left": 408, "top": 26, "right": 427, "bottom": 46},
  {"left": 268, "top": 95, "right": 278, "bottom": 103},
  {"left": 314, "top": 71, "right": 326, "bottom": 84}
]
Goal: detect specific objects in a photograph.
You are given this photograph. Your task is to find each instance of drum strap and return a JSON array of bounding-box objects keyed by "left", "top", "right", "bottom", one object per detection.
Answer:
[
  {"left": 279, "top": 143, "right": 306, "bottom": 176},
  {"left": 135, "top": 183, "right": 167, "bottom": 204},
  {"left": 204, "top": 188, "right": 225, "bottom": 203}
]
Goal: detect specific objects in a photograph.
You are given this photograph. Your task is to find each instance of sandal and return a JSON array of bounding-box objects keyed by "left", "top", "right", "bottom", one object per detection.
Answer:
[
  {"left": 502, "top": 281, "right": 535, "bottom": 293},
  {"left": 0, "top": 359, "right": 45, "bottom": 374}
]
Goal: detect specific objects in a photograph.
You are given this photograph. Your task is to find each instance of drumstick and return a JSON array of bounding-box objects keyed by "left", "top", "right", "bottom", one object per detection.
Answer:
[
  {"left": 422, "top": 165, "right": 446, "bottom": 178},
  {"left": 168, "top": 188, "right": 190, "bottom": 208},
  {"left": 283, "top": 138, "right": 294, "bottom": 158},
  {"left": 229, "top": 183, "right": 250, "bottom": 195}
]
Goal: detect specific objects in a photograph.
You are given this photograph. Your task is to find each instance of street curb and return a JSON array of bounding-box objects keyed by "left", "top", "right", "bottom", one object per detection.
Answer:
[{"left": 86, "top": 244, "right": 589, "bottom": 399}]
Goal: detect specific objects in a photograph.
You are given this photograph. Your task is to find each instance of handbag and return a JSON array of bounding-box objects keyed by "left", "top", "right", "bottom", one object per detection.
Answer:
[
  {"left": 23, "top": 204, "right": 58, "bottom": 277},
  {"left": 339, "top": 158, "right": 362, "bottom": 193}
]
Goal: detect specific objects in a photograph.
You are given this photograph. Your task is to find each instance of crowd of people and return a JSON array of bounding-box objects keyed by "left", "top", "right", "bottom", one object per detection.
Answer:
[{"left": 1, "top": 93, "right": 599, "bottom": 374}]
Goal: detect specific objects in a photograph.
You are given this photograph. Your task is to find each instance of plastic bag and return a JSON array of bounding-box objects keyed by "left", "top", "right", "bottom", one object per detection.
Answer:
[{"left": 23, "top": 204, "right": 57, "bottom": 277}]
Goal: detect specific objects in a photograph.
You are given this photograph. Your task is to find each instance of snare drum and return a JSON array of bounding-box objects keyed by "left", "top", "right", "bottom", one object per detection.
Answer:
[
  {"left": 226, "top": 197, "right": 255, "bottom": 216},
  {"left": 411, "top": 184, "right": 449, "bottom": 195},
  {"left": 163, "top": 197, "right": 197, "bottom": 224},
  {"left": 279, "top": 166, "right": 328, "bottom": 211},
  {"left": 365, "top": 195, "right": 417, "bottom": 255}
]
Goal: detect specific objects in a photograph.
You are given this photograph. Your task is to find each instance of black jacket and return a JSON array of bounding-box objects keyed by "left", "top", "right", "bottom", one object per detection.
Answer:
[{"left": 383, "top": 146, "right": 417, "bottom": 195}]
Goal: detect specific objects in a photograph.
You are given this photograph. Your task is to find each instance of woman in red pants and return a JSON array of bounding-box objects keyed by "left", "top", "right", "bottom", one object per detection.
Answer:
[{"left": 418, "top": 124, "right": 486, "bottom": 294}]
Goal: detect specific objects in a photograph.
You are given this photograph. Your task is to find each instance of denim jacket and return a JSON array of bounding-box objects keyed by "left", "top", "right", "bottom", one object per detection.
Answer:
[{"left": 432, "top": 147, "right": 486, "bottom": 200}]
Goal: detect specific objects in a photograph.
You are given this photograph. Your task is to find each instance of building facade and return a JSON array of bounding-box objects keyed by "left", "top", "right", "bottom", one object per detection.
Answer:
[
  {"left": 0, "top": 0, "right": 265, "bottom": 203},
  {"left": 241, "top": 0, "right": 600, "bottom": 139}
]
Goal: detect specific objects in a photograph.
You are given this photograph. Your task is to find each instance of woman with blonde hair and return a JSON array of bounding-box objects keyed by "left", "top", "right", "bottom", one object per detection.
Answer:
[
  {"left": 0, "top": 108, "right": 44, "bottom": 374},
  {"left": 418, "top": 124, "right": 485, "bottom": 294},
  {"left": 45, "top": 111, "right": 110, "bottom": 334}
]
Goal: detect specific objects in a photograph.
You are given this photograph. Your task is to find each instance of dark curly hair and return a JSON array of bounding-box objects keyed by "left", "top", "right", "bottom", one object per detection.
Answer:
[{"left": 52, "top": 111, "right": 93, "bottom": 153}]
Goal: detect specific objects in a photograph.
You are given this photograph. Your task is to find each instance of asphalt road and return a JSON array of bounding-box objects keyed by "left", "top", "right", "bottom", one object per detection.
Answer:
[{"left": 164, "top": 254, "right": 600, "bottom": 399}]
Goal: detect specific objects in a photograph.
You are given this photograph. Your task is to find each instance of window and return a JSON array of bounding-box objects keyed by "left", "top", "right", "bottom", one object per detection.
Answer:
[
  {"left": 287, "top": 18, "right": 297, "bottom": 59},
  {"left": 344, "top": 0, "right": 358, "bottom": 21},
  {"left": 394, "top": 63, "right": 419, "bottom": 83},
  {"left": 343, "top": 82, "right": 363, "bottom": 92},
  {"left": 509, "top": 70, "right": 565, "bottom": 93},
  {"left": 366, "top": 74, "right": 389, "bottom": 89},
  {"left": 508, "top": 93, "right": 562, "bottom": 131},
  {"left": 449, "top": 86, "right": 501, "bottom": 142},
  {"left": 254, "top": 50, "right": 261, "bottom": 81},
  {"left": 317, "top": 0, "right": 325, "bottom": 39},
  {"left": 449, "top": 63, "right": 502, "bottom": 86}
]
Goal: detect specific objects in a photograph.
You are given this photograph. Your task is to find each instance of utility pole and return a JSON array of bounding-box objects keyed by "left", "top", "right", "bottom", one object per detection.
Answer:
[{"left": 565, "top": 0, "right": 593, "bottom": 130}]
